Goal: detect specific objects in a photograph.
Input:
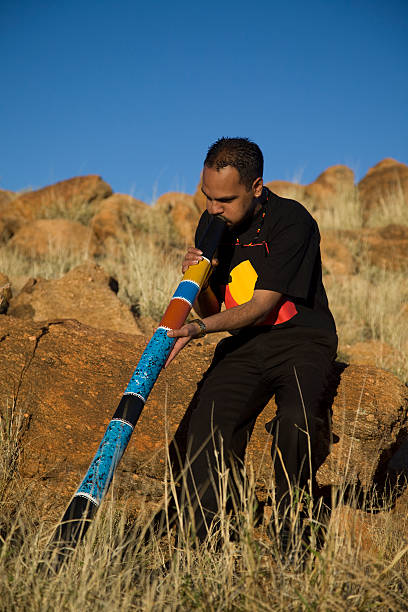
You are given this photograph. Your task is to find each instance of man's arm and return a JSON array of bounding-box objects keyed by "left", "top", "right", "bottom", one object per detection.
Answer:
[{"left": 165, "top": 289, "right": 282, "bottom": 366}]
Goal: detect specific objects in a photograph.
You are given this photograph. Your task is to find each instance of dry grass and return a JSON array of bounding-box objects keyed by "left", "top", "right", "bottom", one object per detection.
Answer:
[
  {"left": 0, "top": 411, "right": 408, "bottom": 611},
  {"left": 38, "top": 195, "right": 96, "bottom": 225},
  {"left": 1, "top": 180, "right": 408, "bottom": 608},
  {"left": 0, "top": 243, "right": 90, "bottom": 280},
  {"left": 312, "top": 187, "right": 363, "bottom": 230}
]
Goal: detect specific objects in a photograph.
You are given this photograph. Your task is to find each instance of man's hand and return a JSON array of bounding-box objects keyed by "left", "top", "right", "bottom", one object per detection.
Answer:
[
  {"left": 182, "top": 246, "right": 218, "bottom": 274},
  {"left": 165, "top": 321, "right": 202, "bottom": 367}
]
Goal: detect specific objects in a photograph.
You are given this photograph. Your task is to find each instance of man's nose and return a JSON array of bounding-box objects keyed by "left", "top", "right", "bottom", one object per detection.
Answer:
[{"left": 207, "top": 199, "right": 224, "bottom": 216}]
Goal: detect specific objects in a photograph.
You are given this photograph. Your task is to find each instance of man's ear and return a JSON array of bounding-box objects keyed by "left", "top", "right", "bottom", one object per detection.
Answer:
[{"left": 252, "top": 177, "right": 263, "bottom": 197}]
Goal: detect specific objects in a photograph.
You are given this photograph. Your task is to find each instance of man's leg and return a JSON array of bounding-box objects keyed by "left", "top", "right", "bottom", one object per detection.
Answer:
[{"left": 180, "top": 334, "right": 272, "bottom": 542}]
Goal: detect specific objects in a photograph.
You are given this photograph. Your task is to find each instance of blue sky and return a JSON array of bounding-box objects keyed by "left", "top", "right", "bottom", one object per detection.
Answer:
[{"left": 1, "top": 0, "right": 407, "bottom": 203}]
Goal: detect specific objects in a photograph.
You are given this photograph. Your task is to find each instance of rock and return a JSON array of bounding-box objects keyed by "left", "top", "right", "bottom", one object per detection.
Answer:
[
  {"left": 0, "top": 272, "right": 11, "bottom": 313},
  {"left": 265, "top": 180, "right": 306, "bottom": 202},
  {"left": 0, "top": 189, "right": 15, "bottom": 210},
  {"left": 358, "top": 158, "right": 408, "bottom": 222},
  {"left": 362, "top": 225, "right": 408, "bottom": 271},
  {"left": 320, "top": 230, "right": 355, "bottom": 276},
  {"left": 316, "top": 364, "right": 408, "bottom": 489},
  {"left": 8, "top": 219, "right": 94, "bottom": 259},
  {"left": 91, "top": 193, "right": 149, "bottom": 256},
  {"left": 305, "top": 165, "right": 355, "bottom": 210},
  {"left": 331, "top": 226, "right": 408, "bottom": 271},
  {"left": 0, "top": 175, "right": 112, "bottom": 240},
  {"left": 7, "top": 262, "right": 141, "bottom": 336},
  {"left": 154, "top": 192, "right": 200, "bottom": 245},
  {"left": 341, "top": 340, "right": 401, "bottom": 371},
  {"left": 266, "top": 165, "right": 355, "bottom": 212},
  {"left": 193, "top": 175, "right": 207, "bottom": 213},
  {"left": 0, "top": 317, "right": 406, "bottom": 520}
]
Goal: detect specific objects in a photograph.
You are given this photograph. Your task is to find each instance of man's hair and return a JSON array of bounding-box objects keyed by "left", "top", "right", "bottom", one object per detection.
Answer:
[{"left": 204, "top": 137, "right": 263, "bottom": 190}]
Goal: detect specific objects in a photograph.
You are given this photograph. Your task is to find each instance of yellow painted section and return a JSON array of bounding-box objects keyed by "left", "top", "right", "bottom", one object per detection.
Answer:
[
  {"left": 183, "top": 258, "right": 211, "bottom": 286},
  {"left": 228, "top": 260, "right": 258, "bottom": 304}
]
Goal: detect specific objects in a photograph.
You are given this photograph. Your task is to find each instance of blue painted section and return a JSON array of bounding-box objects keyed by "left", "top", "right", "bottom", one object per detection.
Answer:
[
  {"left": 76, "top": 419, "right": 133, "bottom": 504},
  {"left": 172, "top": 280, "right": 199, "bottom": 305},
  {"left": 124, "top": 327, "right": 175, "bottom": 401}
]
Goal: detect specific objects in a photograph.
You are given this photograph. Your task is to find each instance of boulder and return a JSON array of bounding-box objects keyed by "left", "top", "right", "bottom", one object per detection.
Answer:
[
  {"left": 316, "top": 364, "right": 408, "bottom": 489},
  {"left": 0, "top": 272, "right": 11, "bottom": 313},
  {"left": 265, "top": 180, "right": 306, "bottom": 202},
  {"left": 320, "top": 230, "right": 356, "bottom": 276},
  {"left": 0, "top": 175, "right": 112, "bottom": 240},
  {"left": 363, "top": 224, "right": 408, "bottom": 271},
  {"left": 341, "top": 340, "right": 402, "bottom": 371},
  {"left": 193, "top": 175, "right": 207, "bottom": 213},
  {"left": 0, "top": 317, "right": 406, "bottom": 520},
  {"left": 91, "top": 193, "right": 149, "bottom": 256},
  {"left": 154, "top": 192, "right": 200, "bottom": 245},
  {"left": 266, "top": 165, "right": 355, "bottom": 213},
  {"left": 329, "top": 226, "right": 408, "bottom": 271},
  {"left": 358, "top": 159, "right": 408, "bottom": 222},
  {"left": 305, "top": 165, "right": 355, "bottom": 210},
  {"left": 7, "top": 218, "right": 94, "bottom": 259},
  {"left": 0, "top": 189, "right": 15, "bottom": 210},
  {"left": 7, "top": 262, "right": 141, "bottom": 336}
]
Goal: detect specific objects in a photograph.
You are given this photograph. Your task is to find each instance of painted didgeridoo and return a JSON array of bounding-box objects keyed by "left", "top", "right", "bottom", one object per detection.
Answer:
[{"left": 49, "top": 215, "right": 226, "bottom": 552}]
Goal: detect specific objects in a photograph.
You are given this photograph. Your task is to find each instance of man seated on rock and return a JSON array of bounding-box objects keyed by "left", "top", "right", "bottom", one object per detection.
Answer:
[{"left": 166, "top": 137, "right": 338, "bottom": 555}]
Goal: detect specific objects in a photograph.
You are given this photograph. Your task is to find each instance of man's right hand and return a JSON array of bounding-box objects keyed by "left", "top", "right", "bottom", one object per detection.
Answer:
[
  {"left": 182, "top": 247, "right": 204, "bottom": 274},
  {"left": 182, "top": 247, "right": 219, "bottom": 274}
]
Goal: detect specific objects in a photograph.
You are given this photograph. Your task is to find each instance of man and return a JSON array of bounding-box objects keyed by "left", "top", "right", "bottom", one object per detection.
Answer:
[{"left": 166, "top": 137, "right": 337, "bottom": 550}]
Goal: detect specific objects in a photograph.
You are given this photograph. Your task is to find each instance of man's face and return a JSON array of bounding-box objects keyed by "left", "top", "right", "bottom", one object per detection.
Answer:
[{"left": 201, "top": 165, "right": 263, "bottom": 228}]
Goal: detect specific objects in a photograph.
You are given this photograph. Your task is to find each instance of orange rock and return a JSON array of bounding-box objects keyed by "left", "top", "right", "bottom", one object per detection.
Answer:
[
  {"left": 305, "top": 165, "right": 355, "bottom": 210},
  {"left": 363, "top": 225, "right": 408, "bottom": 271},
  {"left": 332, "top": 226, "right": 408, "bottom": 271},
  {"left": 0, "top": 316, "right": 406, "bottom": 519},
  {"left": 320, "top": 229, "right": 356, "bottom": 276},
  {"left": 0, "top": 175, "right": 112, "bottom": 239},
  {"left": 0, "top": 189, "right": 15, "bottom": 210},
  {"left": 0, "top": 272, "right": 11, "bottom": 313},
  {"left": 358, "top": 158, "right": 408, "bottom": 221},
  {"left": 7, "top": 262, "right": 141, "bottom": 336},
  {"left": 154, "top": 192, "right": 200, "bottom": 245},
  {"left": 8, "top": 218, "right": 94, "bottom": 259},
  {"left": 91, "top": 193, "right": 149, "bottom": 256},
  {"left": 265, "top": 180, "right": 305, "bottom": 202},
  {"left": 193, "top": 174, "right": 207, "bottom": 213},
  {"left": 341, "top": 340, "right": 401, "bottom": 370}
]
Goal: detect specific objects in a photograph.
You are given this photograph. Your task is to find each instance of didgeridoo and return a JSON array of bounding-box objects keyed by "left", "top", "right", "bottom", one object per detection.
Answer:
[{"left": 49, "top": 215, "right": 226, "bottom": 555}]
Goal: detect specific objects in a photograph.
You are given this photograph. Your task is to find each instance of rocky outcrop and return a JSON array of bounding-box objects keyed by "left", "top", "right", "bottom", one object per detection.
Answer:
[
  {"left": 7, "top": 262, "right": 141, "bottom": 336},
  {"left": 0, "top": 317, "right": 406, "bottom": 519},
  {"left": 266, "top": 165, "right": 355, "bottom": 211},
  {"left": 334, "top": 225, "right": 408, "bottom": 271},
  {"left": 0, "top": 272, "right": 11, "bottom": 313},
  {"left": 91, "top": 193, "right": 149, "bottom": 256},
  {"left": 341, "top": 340, "right": 402, "bottom": 371},
  {"left": 154, "top": 192, "right": 200, "bottom": 245},
  {"left": 8, "top": 219, "right": 94, "bottom": 259},
  {"left": 0, "top": 175, "right": 112, "bottom": 240},
  {"left": 316, "top": 364, "right": 408, "bottom": 489},
  {"left": 0, "top": 189, "right": 15, "bottom": 210},
  {"left": 362, "top": 224, "right": 408, "bottom": 271},
  {"left": 320, "top": 230, "right": 356, "bottom": 276},
  {"left": 305, "top": 165, "right": 355, "bottom": 210},
  {"left": 358, "top": 159, "right": 408, "bottom": 221},
  {"left": 264, "top": 180, "right": 305, "bottom": 202}
]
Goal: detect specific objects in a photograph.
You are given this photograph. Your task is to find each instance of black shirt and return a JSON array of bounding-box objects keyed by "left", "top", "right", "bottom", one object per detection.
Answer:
[{"left": 195, "top": 187, "right": 336, "bottom": 335}]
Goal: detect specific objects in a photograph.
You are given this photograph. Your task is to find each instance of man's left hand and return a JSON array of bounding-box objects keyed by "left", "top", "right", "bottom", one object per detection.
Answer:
[{"left": 165, "top": 321, "right": 202, "bottom": 367}]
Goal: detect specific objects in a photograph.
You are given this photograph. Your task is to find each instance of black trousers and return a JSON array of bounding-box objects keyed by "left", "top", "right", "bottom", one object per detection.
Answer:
[{"left": 178, "top": 326, "right": 338, "bottom": 541}]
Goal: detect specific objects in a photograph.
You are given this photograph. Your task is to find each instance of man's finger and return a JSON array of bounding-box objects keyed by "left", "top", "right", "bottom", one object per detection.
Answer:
[{"left": 164, "top": 336, "right": 191, "bottom": 367}]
